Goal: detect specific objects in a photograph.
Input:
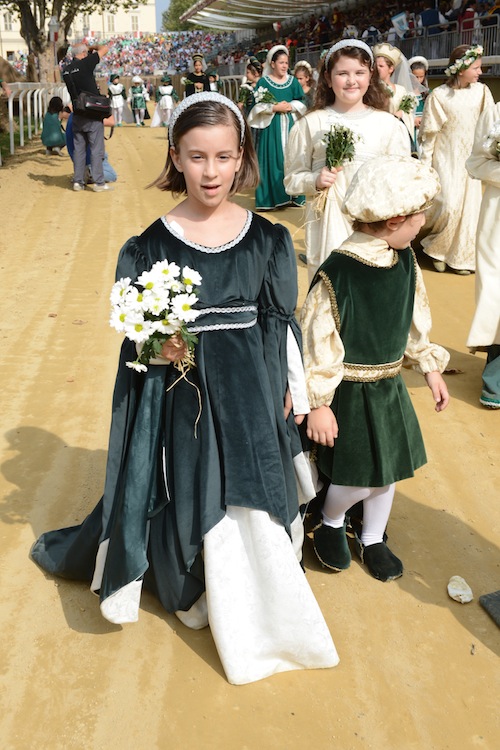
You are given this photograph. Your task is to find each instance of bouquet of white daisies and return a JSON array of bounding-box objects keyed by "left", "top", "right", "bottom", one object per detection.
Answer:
[{"left": 110, "top": 260, "right": 202, "bottom": 373}]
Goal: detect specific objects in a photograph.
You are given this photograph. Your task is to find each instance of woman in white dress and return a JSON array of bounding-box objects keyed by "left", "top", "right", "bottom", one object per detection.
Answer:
[
  {"left": 418, "top": 45, "right": 494, "bottom": 274},
  {"left": 284, "top": 40, "right": 410, "bottom": 282},
  {"left": 465, "top": 102, "right": 500, "bottom": 407}
]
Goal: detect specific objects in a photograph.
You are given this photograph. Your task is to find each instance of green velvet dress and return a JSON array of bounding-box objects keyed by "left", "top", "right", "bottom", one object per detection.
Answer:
[
  {"left": 253, "top": 75, "right": 306, "bottom": 210},
  {"left": 31, "top": 212, "right": 306, "bottom": 614},
  {"left": 314, "top": 247, "right": 427, "bottom": 487}
]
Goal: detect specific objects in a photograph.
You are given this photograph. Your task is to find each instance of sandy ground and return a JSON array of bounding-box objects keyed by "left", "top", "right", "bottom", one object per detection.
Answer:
[{"left": 0, "top": 121, "right": 499, "bottom": 750}]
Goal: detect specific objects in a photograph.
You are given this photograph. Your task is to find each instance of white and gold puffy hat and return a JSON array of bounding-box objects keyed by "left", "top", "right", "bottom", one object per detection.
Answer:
[
  {"left": 342, "top": 156, "right": 440, "bottom": 223},
  {"left": 373, "top": 43, "right": 402, "bottom": 68}
]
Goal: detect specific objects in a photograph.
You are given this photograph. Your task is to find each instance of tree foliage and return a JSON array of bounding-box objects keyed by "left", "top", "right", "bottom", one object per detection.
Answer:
[
  {"left": 162, "top": 0, "right": 200, "bottom": 32},
  {"left": 0, "top": 0, "right": 148, "bottom": 55}
]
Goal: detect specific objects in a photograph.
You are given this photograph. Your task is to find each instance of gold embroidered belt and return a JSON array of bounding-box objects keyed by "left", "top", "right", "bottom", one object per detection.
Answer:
[{"left": 343, "top": 356, "right": 404, "bottom": 382}]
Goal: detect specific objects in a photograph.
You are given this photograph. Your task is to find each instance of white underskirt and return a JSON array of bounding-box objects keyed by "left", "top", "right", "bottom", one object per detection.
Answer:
[{"left": 189, "top": 506, "right": 339, "bottom": 685}]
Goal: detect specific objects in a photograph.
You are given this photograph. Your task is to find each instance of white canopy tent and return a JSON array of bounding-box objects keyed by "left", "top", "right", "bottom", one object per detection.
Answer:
[{"left": 180, "top": 0, "right": 358, "bottom": 31}]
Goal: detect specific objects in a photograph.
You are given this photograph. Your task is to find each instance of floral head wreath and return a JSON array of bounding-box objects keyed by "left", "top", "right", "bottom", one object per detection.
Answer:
[
  {"left": 324, "top": 40, "right": 374, "bottom": 69},
  {"left": 445, "top": 45, "right": 483, "bottom": 77},
  {"left": 168, "top": 92, "right": 246, "bottom": 148}
]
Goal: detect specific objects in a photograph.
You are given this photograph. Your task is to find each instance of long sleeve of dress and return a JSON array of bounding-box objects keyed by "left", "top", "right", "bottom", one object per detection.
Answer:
[
  {"left": 466, "top": 104, "right": 500, "bottom": 188},
  {"left": 258, "top": 224, "right": 308, "bottom": 415},
  {"left": 404, "top": 261, "right": 450, "bottom": 373},
  {"left": 300, "top": 279, "right": 345, "bottom": 409},
  {"left": 284, "top": 117, "right": 323, "bottom": 196},
  {"left": 418, "top": 89, "right": 448, "bottom": 167}
]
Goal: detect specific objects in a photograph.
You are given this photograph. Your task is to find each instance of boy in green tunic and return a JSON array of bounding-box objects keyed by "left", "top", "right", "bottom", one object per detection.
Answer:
[{"left": 301, "top": 155, "right": 450, "bottom": 582}]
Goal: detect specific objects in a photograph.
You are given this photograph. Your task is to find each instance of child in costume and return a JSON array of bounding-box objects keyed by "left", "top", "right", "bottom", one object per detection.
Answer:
[
  {"left": 108, "top": 74, "right": 127, "bottom": 126},
  {"left": 247, "top": 45, "right": 306, "bottom": 210},
  {"left": 30, "top": 92, "right": 338, "bottom": 686},
  {"left": 284, "top": 40, "right": 410, "bottom": 282},
  {"left": 372, "top": 43, "right": 417, "bottom": 145},
  {"left": 151, "top": 74, "right": 179, "bottom": 128},
  {"left": 465, "top": 102, "right": 500, "bottom": 408},
  {"left": 128, "top": 76, "right": 149, "bottom": 126},
  {"left": 419, "top": 44, "right": 494, "bottom": 274},
  {"left": 293, "top": 60, "right": 316, "bottom": 111},
  {"left": 207, "top": 69, "right": 221, "bottom": 92},
  {"left": 301, "top": 155, "right": 450, "bottom": 582},
  {"left": 41, "top": 96, "right": 68, "bottom": 156},
  {"left": 408, "top": 56, "right": 430, "bottom": 153},
  {"left": 184, "top": 54, "right": 210, "bottom": 97}
]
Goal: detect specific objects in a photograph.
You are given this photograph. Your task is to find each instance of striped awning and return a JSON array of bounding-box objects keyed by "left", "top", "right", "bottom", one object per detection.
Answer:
[{"left": 180, "top": 0, "right": 340, "bottom": 30}]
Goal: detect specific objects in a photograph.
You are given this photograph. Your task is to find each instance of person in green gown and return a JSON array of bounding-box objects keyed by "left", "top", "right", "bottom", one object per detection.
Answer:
[
  {"left": 30, "top": 92, "right": 338, "bottom": 685},
  {"left": 248, "top": 45, "right": 306, "bottom": 210}
]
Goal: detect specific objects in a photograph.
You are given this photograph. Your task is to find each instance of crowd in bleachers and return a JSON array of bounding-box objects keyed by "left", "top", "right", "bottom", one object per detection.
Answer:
[{"left": 3, "top": 1, "right": 500, "bottom": 81}]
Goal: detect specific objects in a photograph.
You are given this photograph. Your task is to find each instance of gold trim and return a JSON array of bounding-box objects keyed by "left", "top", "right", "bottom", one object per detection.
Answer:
[
  {"left": 343, "top": 357, "right": 404, "bottom": 382},
  {"left": 318, "top": 270, "right": 341, "bottom": 331},
  {"left": 334, "top": 248, "right": 399, "bottom": 268}
]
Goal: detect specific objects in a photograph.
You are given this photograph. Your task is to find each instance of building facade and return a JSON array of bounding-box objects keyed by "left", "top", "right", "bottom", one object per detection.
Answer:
[{"left": 0, "top": 2, "right": 157, "bottom": 60}]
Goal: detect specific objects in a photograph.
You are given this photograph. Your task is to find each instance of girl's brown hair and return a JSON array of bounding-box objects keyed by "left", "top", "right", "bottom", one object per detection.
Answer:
[
  {"left": 294, "top": 64, "right": 313, "bottom": 83},
  {"left": 312, "top": 47, "right": 388, "bottom": 112},
  {"left": 446, "top": 44, "right": 481, "bottom": 88},
  {"left": 246, "top": 58, "right": 263, "bottom": 77},
  {"left": 150, "top": 100, "right": 260, "bottom": 196}
]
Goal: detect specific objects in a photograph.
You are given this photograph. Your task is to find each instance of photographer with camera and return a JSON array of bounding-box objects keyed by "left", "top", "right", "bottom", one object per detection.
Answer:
[{"left": 63, "top": 42, "right": 113, "bottom": 193}]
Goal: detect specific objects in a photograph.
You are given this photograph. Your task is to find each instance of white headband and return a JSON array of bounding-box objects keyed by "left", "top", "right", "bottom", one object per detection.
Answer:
[
  {"left": 324, "top": 40, "right": 374, "bottom": 69},
  {"left": 168, "top": 92, "right": 246, "bottom": 147}
]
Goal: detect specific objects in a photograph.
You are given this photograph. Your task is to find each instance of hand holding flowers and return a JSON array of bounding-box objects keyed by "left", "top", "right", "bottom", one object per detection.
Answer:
[
  {"left": 314, "top": 124, "right": 360, "bottom": 213},
  {"left": 110, "top": 260, "right": 202, "bottom": 373}
]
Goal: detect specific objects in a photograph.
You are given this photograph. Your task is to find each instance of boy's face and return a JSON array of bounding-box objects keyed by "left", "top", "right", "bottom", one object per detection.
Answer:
[{"left": 390, "top": 212, "right": 426, "bottom": 249}]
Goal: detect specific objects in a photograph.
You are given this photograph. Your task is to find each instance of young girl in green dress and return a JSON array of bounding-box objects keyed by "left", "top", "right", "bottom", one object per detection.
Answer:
[
  {"left": 248, "top": 45, "right": 306, "bottom": 210},
  {"left": 30, "top": 92, "right": 338, "bottom": 685},
  {"left": 301, "top": 156, "right": 450, "bottom": 582}
]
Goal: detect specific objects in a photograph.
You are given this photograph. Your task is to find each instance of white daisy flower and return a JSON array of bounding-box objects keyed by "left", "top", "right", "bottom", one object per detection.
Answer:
[
  {"left": 171, "top": 293, "right": 200, "bottom": 323},
  {"left": 110, "top": 277, "right": 132, "bottom": 305},
  {"left": 181, "top": 266, "right": 202, "bottom": 293},
  {"left": 123, "top": 314, "right": 155, "bottom": 343},
  {"left": 126, "top": 361, "right": 148, "bottom": 372}
]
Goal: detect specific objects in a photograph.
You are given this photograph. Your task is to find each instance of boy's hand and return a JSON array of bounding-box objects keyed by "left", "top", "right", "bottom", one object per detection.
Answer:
[
  {"left": 425, "top": 371, "right": 449, "bottom": 412},
  {"left": 306, "top": 405, "right": 338, "bottom": 447}
]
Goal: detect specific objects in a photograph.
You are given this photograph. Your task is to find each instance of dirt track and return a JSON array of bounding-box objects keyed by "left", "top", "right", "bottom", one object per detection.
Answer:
[{"left": 0, "top": 122, "right": 499, "bottom": 750}]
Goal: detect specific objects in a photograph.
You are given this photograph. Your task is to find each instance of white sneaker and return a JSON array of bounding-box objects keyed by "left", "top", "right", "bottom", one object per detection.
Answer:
[
  {"left": 73, "top": 182, "right": 85, "bottom": 191},
  {"left": 92, "top": 183, "right": 114, "bottom": 192}
]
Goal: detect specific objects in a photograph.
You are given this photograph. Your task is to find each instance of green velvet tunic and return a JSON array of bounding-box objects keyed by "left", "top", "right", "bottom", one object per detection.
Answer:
[
  {"left": 314, "top": 247, "right": 427, "bottom": 487},
  {"left": 31, "top": 212, "right": 305, "bottom": 613}
]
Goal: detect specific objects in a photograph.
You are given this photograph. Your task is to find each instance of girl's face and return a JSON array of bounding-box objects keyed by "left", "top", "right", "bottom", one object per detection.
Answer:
[
  {"left": 327, "top": 55, "right": 371, "bottom": 112},
  {"left": 194, "top": 60, "right": 203, "bottom": 73},
  {"left": 412, "top": 67, "right": 426, "bottom": 85},
  {"left": 375, "top": 56, "right": 394, "bottom": 82},
  {"left": 295, "top": 71, "right": 311, "bottom": 90},
  {"left": 458, "top": 58, "right": 482, "bottom": 86},
  {"left": 246, "top": 67, "right": 259, "bottom": 83},
  {"left": 170, "top": 124, "right": 243, "bottom": 210},
  {"left": 271, "top": 53, "right": 289, "bottom": 80}
]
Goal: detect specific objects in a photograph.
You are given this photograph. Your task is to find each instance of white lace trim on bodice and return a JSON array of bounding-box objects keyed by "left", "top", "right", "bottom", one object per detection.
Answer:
[{"left": 161, "top": 211, "right": 253, "bottom": 253}]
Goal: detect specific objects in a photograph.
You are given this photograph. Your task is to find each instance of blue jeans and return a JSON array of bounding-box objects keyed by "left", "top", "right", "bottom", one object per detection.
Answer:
[
  {"left": 72, "top": 116, "right": 105, "bottom": 186},
  {"left": 482, "top": 345, "right": 500, "bottom": 400}
]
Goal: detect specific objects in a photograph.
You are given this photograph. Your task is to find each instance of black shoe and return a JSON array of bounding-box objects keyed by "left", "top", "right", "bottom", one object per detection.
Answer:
[
  {"left": 356, "top": 541, "right": 403, "bottom": 582},
  {"left": 298, "top": 253, "right": 308, "bottom": 265},
  {"left": 313, "top": 523, "right": 351, "bottom": 571}
]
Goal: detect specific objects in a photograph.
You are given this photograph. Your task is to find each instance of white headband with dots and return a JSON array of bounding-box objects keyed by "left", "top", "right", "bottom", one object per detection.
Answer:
[
  {"left": 168, "top": 92, "right": 246, "bottom": 147},
  {"left": 324, "top": 40, "right": 374, "bottom": 69}
]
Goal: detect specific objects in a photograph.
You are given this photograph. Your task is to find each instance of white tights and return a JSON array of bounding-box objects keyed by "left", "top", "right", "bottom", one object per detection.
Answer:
[{"left": 322, "top": 483, "right": 396, "bottom": 547}]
